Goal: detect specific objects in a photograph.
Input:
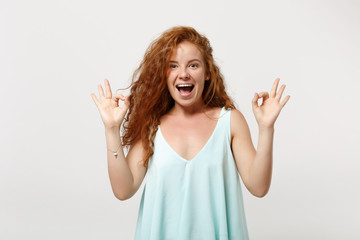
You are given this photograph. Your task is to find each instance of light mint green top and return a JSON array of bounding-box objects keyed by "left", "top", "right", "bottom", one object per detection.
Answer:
[{"left": 135, "top": 107, "right": 249, "bottom": 240}]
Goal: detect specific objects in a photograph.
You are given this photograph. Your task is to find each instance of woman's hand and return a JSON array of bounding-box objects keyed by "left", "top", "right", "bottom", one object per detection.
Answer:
[
  {"left": 91, "top": 79, "right": 130, "bottom": 129},
  {"left": 252, "top": 78, "right": 290, "bottom": 129}
]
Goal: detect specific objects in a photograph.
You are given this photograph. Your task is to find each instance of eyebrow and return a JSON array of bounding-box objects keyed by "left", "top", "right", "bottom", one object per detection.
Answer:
[{"left": 169, "top": 59, "right": 202, "bottom": 63}]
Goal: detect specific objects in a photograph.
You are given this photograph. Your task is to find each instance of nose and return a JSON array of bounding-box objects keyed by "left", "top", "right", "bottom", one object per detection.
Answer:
[{"left": 179, "top": 67, "right": 190, "bottom": 79}]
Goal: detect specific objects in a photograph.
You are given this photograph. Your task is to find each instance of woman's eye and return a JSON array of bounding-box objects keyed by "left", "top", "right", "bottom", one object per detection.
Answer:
[
  {"left": 170, "top": 64, "right": 178, "bottom": 69},
  {"left": 189, "top": 63, "right": 198, "bottom": 68}
]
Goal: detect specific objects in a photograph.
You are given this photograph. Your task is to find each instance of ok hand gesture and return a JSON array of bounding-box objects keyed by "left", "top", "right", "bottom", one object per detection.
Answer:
[
  {"left": 252, "top": 78, "right": 290, "bottom": 129},
  {"left": 91, "top": 79, "right": 130, "bottom": 129}
]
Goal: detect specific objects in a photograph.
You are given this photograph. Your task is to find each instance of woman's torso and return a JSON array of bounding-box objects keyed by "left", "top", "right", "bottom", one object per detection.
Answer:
[{"left": 134, "top": 106, "right": 249, "bottom": 239}]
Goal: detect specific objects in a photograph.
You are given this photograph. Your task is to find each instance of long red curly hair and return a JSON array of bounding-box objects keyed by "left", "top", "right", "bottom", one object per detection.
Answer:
[{"left": 121, "top": 26, "right": 236, "bottom": 168}]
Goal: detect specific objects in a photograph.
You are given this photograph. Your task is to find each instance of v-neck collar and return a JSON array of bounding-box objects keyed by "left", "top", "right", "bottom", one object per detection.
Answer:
[{"left": 158, "top": 107, "right": 225, "bottom": 163}]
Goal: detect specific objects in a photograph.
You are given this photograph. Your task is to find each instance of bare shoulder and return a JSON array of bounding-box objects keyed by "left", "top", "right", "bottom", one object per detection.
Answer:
[{"left": 230, "top": 108, "right": 250, "bottom": 140}]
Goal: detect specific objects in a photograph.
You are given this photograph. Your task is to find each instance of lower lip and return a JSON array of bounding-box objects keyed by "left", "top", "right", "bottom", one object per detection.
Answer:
[{"left": 177, "top": 88, "right": 194, "bottom": 98}]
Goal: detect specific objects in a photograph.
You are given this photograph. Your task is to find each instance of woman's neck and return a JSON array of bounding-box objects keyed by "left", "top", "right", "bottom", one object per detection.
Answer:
[{"left": 168, "top": 102, "right": 211, "bottom": 117}]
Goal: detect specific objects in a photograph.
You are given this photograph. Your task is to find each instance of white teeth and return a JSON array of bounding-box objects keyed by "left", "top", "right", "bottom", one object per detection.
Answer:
[{"left": 176, "top": 84, "right": 194, "bottom": 87}]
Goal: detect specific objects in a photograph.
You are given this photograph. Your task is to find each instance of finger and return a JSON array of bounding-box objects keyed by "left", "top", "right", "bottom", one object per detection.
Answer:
[
  {"left": 258, "top": 92, "right": 269, "bottom": 102},
  {"left": 252, "top": 92, "right": 259, "bottom": 109},
  {"left": 270, "top": 78, "right": 280, "bottom": 98},
  {"left": 112, "top": 94, "right": 125, "bottom": 104},
  {"left": 123, "top": 95, "right": 131, "bottom": 108},
  {"left": 276, "top": 84, "right": 286, "bottom": 101},
  {"left": 104, "top": 79, "right": 112, "bottom": 99},
  {"left": 114, "top": 94, "right": 131, "bottom": 108},
  {"left": 91, "top": 93, "right": 101, "bottom": 108},
  {"left": 280, "top": 95, "right": 291, "bottom": 107},
  {"left": 98, "top": 84, "right": 105, "bottom": 100}
]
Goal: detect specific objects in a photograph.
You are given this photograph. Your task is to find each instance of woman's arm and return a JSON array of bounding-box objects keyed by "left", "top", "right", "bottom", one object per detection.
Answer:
[
  {"left": 104, "top": 127, "right": 134, "bottom": 200},
  {"left": 91, "top": 79, "right": 147, "bottom": 200},
  {"left": 104, "top": 127, "right": 147, "bottom": 201},
  {"left": 231, "top": 78, "right": 290, "bottom": 198}
]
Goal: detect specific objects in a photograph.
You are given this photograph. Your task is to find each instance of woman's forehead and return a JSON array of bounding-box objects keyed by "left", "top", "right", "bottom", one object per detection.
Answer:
[{"left": 170, "top": 41, "right": 203, "bottom": 61}]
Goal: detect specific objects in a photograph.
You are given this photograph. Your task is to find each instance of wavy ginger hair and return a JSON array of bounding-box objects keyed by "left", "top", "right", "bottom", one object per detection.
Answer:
[{"left": 121, "top": 26, "right": 236, "bottom": 168}]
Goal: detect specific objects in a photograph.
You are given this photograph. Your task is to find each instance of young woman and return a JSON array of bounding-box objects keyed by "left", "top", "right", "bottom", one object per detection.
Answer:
[{"left": 91, "top": 26, "right": 290, "bottom": 239}]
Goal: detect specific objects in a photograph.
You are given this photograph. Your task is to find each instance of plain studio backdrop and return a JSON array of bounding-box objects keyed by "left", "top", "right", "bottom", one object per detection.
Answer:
[{"left": 1, "top": 0, "right": 359, "bottom": 239}]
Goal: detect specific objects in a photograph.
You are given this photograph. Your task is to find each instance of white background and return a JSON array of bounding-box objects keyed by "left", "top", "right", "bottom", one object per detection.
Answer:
[{"left": 1, "top": 0, "right": 359, "bottom": 239}]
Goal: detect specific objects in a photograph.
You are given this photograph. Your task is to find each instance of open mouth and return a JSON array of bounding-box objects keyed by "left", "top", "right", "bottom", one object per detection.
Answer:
[{"left": 176, "top": 84, "right": 194, "bottom": 96}]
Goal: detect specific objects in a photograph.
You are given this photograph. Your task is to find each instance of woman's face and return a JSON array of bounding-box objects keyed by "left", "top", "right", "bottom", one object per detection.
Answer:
[{"left": 166, "top": 41, "right": 209, "bottom": 110}]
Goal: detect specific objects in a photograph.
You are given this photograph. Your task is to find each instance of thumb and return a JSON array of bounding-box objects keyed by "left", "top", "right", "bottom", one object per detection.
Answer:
[
  {"left": 252, "top": 92, "right": 259, "bottom": 110},
  {"left": 123, "top": 95, "right": 131, "bottom": 108},
  {"left": 112, "top": 94, "right": 123, "bottom": 104},
  {"left": 113, "top": 94, "right": 131, "bottom": 109}
]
